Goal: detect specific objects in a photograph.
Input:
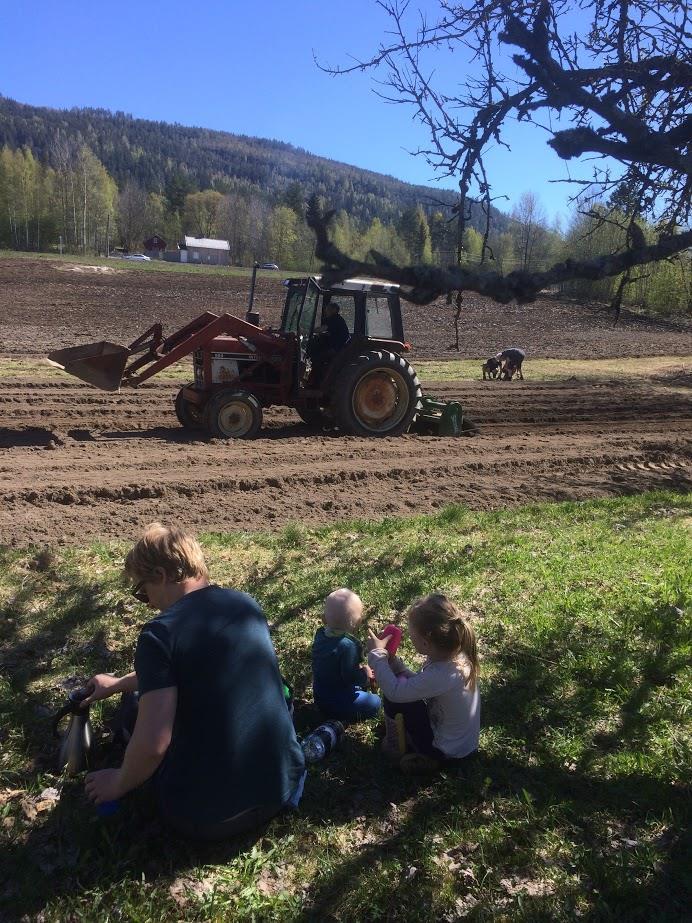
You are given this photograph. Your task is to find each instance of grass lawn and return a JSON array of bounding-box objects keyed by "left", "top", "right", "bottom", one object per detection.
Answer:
[
  {"left": 2, "top": 355, "right": 690, "bottom": 385},
  {"left": 415, "top": 356, "right": 692, "bottom": 381},
  {"left": 0, "top": 492, "right": 690, "bottom": 921}
]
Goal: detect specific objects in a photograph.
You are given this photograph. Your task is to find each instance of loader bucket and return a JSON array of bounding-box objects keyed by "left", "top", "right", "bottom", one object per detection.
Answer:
[{"left": 47, "top": 341, "right": 130, "bottom": 392}]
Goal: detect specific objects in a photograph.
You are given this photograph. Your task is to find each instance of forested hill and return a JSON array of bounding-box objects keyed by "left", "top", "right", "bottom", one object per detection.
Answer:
[{"left": 0, "top": 95, "right": 504, "bottom": 230}]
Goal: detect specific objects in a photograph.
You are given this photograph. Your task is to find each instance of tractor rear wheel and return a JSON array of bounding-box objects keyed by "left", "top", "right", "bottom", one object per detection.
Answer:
[
  {"left": 174, "top": 385, "right": 204, "bottom": 430},
  {"left": 205, "top": 389, "right": 263, "bottom": 439},
  {"left": 332, "top": 351, "right": 422, "bottom": 436}
]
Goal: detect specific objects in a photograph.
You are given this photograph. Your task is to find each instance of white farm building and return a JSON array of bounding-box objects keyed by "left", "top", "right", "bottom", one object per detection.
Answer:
[{"left": 181, "top": 236, "right": 231, "bottom": 266}]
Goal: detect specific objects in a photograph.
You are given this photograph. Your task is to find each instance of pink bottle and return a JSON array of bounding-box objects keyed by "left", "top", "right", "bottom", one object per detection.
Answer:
[{"left": 379, "top": 624, "right": 402, "bottom": 655}]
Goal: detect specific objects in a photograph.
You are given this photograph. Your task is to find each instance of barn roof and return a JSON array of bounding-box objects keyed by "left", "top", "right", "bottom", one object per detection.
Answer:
[{"left": 183, "top": 236, "right": 230, "bottom": 251}]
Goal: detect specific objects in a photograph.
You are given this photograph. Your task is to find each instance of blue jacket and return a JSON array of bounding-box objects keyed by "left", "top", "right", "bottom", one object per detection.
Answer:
[{"left": 311, "top": 628, "right": 365, "bottom": 698}]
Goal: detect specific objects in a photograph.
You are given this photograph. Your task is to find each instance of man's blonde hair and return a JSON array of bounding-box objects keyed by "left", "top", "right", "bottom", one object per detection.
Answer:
[{"left": 125, "top": 522, "right": 209, "bottom": 584}]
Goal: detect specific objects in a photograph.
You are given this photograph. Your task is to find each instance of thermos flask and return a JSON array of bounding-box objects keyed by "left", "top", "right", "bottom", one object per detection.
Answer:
[{"left": 52, "top": 688, "right": 93, "bottom": 774}]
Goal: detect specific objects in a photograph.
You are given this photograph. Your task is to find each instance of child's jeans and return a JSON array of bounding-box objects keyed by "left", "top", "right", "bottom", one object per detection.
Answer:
[
  {"left": 383, "top": 696, "right": 443, "bottom": 758},
  {"left": 315, "top": 686, "right": 381, "bottom": 722},
  {"left": 383, "top": 696, "right": 477, "bottom": 765}
]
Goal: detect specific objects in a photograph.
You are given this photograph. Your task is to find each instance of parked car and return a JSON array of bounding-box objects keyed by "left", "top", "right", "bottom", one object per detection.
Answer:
[
  {"left": 123, "top": 253, "right": 151, "bottom": 262},
  {"left": 259, "top": 262, "right": 280, "bottom": 270}
]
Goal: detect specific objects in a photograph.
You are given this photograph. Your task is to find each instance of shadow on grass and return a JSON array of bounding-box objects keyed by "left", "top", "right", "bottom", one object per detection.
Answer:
[
  {"left": 3, "top": 728, "right": 688, "bottom": 921},
  {"left": 0, "top": 580, "right": 114, "bottom": 704},
  {"left": 1, "top": 722, "right": 415, "bottom": 920},
  {"left": 293, "top": 690, "right": 690, "bottom": 921},
  {"left": 0, "top": 783, "right": 270, "bottom": 919},
  {"left": 1, "top": 545, "right": 689, "bottom": 919},
  {"left": 251, "top": 539, "right": 478, "bottom": 638},
  {"left": 0, "top": 558, "right": 135, "bottom": 784},
  {"left": 289, "top": 591, "right": 691, "bottom": 921},
  {"left": 293, "top": 766, "right": 688, "bottom": 923}
]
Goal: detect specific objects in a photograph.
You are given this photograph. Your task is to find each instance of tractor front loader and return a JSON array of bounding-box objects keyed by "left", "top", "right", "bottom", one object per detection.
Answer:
[{"left": 48, "top": 273, "right": 467, "bottom": 439}]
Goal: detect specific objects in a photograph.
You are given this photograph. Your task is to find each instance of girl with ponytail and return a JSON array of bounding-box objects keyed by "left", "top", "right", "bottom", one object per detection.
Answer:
[{"left": 367, "top": 594, "right": 480, "bottom": 773}]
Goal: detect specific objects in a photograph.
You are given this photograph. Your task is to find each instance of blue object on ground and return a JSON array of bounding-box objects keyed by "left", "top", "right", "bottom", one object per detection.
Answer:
[{"left": 96, "top": 799, "right": 121, "bottom": 817}]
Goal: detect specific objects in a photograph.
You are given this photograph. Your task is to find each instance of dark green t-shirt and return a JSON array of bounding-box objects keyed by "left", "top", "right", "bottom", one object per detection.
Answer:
[{"left": 134, "top": 585, "right": 305, "bottom": 826}]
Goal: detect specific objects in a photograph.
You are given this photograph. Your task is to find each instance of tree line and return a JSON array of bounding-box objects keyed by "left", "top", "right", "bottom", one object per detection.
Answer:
[
  {"left": 0, "top": 138, "right": 556, "bottom": 268},
  {"left": 0, "top": 143, "right": 115, "bottom": 254},
  {"left": 0, "top": 95, "right": 501, "bottom": 231},
  {"left": 0, "top": 140, "right": 688, "bottom": 315}
]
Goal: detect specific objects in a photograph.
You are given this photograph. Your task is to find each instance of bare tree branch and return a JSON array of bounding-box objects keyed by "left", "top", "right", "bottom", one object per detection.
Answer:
[
  {"left": 315, "top": 0, "right": 691, "bottom": 309},
  {"left": 309, "top": 210, "right": 692, "bottom": 305}
]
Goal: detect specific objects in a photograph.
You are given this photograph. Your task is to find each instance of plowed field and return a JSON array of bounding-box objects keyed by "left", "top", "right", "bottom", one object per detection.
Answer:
[
  {"left": 1, "top": 256, "right": 691, "bottom": 545},
  {"left": 1, "top": 255, "right": 691, "bottom": 359}
]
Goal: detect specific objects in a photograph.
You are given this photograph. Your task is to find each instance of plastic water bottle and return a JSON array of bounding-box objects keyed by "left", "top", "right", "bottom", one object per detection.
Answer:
[{"left": 301, "top": 721, "right": 345, "bottom": 763}]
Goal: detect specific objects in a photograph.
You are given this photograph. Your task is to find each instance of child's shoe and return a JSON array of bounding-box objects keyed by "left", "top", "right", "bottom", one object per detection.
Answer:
[{"left": 399, "top": 752, "right": 441, "bottom": 774}]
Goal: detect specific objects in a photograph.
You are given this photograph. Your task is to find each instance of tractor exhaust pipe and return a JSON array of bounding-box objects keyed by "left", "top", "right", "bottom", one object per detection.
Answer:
[{"left": 246, "top": 262, "right": 260, "bottom": 326}]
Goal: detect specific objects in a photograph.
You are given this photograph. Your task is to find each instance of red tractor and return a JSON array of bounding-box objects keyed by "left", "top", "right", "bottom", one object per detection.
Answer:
[{"left": 49, "top": 273, "right": 463, "bottom": 438}]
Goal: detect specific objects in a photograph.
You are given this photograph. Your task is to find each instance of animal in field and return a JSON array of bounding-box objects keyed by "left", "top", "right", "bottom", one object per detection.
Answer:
[{"left": 481, "top": 356, "right": 502, "bottom": 380}]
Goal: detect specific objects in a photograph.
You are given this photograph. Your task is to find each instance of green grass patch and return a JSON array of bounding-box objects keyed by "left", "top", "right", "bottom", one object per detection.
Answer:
[
  {"left": 0, "top": 492, "right": 690, "bottom": 920},
  {"left": 416, "top": 356, "right": 692, "bottom": 381},
  {"left": 4, "top": 355, "right": 690, "bottom": 386}
]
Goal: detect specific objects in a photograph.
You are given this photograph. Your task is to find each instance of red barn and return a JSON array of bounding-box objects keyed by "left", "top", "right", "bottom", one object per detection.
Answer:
[{"left": 143, "top": 235, "right": 167, "bottom": 259}]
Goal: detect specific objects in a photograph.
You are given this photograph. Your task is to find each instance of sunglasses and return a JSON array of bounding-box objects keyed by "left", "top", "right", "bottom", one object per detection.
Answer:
[{"left": 131, "top": 580, "right": 149, "bottom": 604}]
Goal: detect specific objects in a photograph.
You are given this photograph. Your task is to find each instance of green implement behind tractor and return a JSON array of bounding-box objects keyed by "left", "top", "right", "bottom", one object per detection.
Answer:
[{"left": 412, "top": 398, "right": 471, "bottom": 436}]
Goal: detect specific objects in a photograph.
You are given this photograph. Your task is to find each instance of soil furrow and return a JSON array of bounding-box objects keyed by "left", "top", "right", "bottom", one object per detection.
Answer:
[{"left": 1, "top": 256, "right": 690, "bottom": 545}]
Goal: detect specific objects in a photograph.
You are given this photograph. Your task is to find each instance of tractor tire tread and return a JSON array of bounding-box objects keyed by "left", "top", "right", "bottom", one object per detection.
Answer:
[
  {"left": 332, "top": 350, "right": 422, "bottom": 437},
  {"left": 175, "top": 384, "right": 204, "bottom": 430}
]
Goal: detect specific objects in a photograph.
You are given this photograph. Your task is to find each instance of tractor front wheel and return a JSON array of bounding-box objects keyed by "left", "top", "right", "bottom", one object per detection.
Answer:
[
  {"left": 205, "top": 389, "right": 263, "bottom": 439},
  {"left": 332, "top": 351, "right": 422, "bottom": 436},
  {"left": 175, "top": 385, "right": 204, "bottom": 430}
]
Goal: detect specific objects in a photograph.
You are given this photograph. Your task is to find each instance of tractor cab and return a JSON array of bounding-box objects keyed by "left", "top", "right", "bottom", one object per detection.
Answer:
[
  {"left": 280, "top": 277, "right": 405, "bottom": 386},
  {"left": 280, "top": 276, "right": 404, "bottom": 342}
]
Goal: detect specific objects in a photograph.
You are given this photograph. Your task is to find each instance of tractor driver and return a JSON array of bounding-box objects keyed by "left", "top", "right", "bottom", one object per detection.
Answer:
[{"left": 307, "top": 302, "right": 350, "bottom": 381}]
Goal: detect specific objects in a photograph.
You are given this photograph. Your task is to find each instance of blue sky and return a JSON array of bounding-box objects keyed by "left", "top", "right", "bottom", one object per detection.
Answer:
[{"left": 0, "top": 0, "right": 589, "bottom": 223}]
